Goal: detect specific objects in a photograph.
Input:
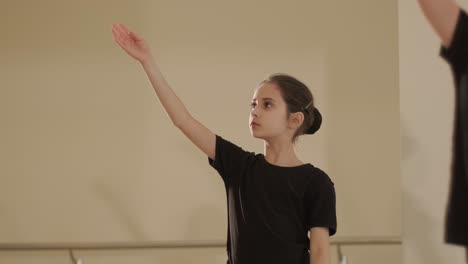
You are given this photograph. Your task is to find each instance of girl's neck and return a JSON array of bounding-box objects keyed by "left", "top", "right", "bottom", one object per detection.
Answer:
[{"left": 263, "top": 138, "right": 303, "bottom": 167}]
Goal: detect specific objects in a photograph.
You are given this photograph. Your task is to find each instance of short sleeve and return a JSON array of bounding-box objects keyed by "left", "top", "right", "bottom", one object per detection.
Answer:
[
  {"left": 440, "top": 9, "right": 468, "bottom": 71},
  {"left": 304, "top": 170, "right": 337, "bottom": 236},
  {"left": 208, "top": 135, "right": 254, "bottom": 185}
]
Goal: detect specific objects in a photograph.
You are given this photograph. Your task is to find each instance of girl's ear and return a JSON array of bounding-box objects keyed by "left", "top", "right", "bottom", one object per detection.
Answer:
[{"left": 289, "top": 112, "right": 305, "bottom": 130}]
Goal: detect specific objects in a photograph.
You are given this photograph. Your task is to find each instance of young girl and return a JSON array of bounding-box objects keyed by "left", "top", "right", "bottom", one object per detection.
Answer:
[{"left": 111, "top": 23, "right": 337, "bottom": 264}]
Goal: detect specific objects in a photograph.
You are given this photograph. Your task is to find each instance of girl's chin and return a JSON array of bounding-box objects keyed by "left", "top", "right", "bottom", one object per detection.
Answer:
[{"left": 250, "top": 132, "right": 264, "bottom": 139}]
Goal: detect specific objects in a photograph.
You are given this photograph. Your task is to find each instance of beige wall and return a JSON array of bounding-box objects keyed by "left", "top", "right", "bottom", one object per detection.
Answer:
[
  {"left": 327, "top": 0, "right": 401, "bottom": 239},
  {"left": 399, "top": 0, "right": 467, "bottom": 263},
  {"left": 2, "top": 0, "right": 400, "bottom": 263}
]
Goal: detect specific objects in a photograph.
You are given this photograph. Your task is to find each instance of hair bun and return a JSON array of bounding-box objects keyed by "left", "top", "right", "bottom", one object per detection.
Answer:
[{"left": 307, "top": 107, "right": 322, "bottom": 134}]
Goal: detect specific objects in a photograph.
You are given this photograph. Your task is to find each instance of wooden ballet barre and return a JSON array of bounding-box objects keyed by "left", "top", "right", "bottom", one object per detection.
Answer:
[
  {"left": 0, "top": 236, "right": 401, "bottom": 251},
  {"left": 331, "top": 236, "right": 402, "bottom": 245}
]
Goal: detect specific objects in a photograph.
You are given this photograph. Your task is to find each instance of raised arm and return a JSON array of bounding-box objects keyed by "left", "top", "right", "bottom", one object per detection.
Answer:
[
  {"left": 417, "top": 0, "right": 460, "bottom": 48},
  {"left": 112, "top": 23, "right": 215, "bottom": 160}
]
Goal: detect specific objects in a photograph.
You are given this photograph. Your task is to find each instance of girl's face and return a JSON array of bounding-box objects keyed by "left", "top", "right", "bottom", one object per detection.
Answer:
[{"left": 249, "top": 82, "right": 301, "bottom": 140}]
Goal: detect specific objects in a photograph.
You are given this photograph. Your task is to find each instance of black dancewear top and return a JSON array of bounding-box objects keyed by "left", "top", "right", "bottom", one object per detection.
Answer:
[
  {"left": 208, "top": 135, "right": 337, "bottom": 264},
  {"left": 440, "top": 8, "right": 468, "bottom": 246}
]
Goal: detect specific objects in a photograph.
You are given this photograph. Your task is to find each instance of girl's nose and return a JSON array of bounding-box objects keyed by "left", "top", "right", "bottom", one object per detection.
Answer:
[{"left": 250, "top": 108, "right": 259, "bottom": 117}]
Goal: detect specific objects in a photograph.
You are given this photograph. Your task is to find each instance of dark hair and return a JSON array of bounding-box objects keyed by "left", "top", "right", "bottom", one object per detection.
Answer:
[{"left": 262, "top": 73, "right": 322, "bottom": 143}]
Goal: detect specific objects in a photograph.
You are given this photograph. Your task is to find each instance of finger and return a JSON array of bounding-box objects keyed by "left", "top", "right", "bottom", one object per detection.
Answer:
[
  {"left": 117, "top": 23, "right": 143, "bottom": 42},
  {"left": 115, "top": 24, "right": 134, "bottom": 46},
  {"left": 112, "top": 24, "right": 126, "bottom": 41},
  {"left": 111, "top": 26, "right": 120, "bottom": 40},
  {"left": 112, "top": 27, "right": 125, "bottom": 46},
  {"left": 118, "top": 24, "right": 141, "bottom": 41},
  {"left": 112, "top": 24, "right": 127, "bottom": 41},
  {"left": 116, "top": 23, "right": 130, "bottom": 37},
  {"left": 117, "top": 23, "right": 131, "bottom": 34}
]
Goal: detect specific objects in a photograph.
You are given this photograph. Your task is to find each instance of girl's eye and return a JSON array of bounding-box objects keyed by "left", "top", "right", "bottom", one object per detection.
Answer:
[{"left": 250, "top": 102, "right": 271, "bottom": 109}]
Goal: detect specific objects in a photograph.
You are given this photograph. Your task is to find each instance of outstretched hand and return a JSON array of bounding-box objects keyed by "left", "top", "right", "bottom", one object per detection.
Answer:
[{"left": 112, "top": 23, "right": 152, "bottom": 64}]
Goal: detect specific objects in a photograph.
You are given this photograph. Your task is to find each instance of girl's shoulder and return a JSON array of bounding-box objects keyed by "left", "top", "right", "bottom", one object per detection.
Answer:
[{"left": 305, "top": 165, "right": 334, "bottom": 186}]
